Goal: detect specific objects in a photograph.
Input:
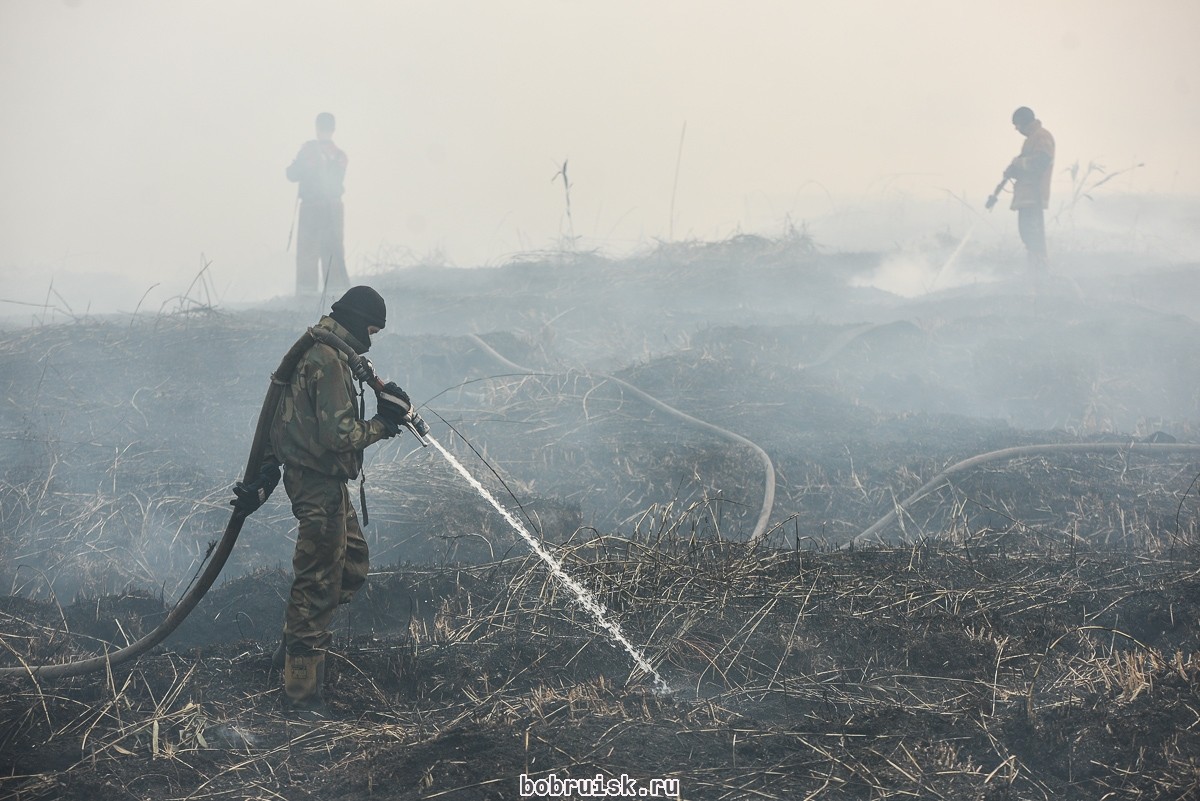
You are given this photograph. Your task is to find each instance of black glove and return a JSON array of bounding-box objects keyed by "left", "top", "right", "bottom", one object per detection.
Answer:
[
  {"left": 379, "top": 381, "right": 411, "bottom": 408},
  {"left": 230, "top": 460, "right": 281, "bottom": 515},
  {"left": 376, "top": 382, "right": 412, "bottom": 426},
  {"left": 376, "top": 394, "right": 409, "bottom": 430},
  {"left": 350, "top": 355, "right": 376, "bottom": 384},
  {"left": 371, "top": 413, "right": 401, "bottom": 438},
  {"left": 375, "top": 386, "right": 432, "bottom": 443}
]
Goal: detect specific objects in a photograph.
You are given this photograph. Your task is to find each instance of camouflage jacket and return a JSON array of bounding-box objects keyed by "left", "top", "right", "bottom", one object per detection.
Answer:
[{"left": 268, "top": 316, "right": 390, "bottom": 480}]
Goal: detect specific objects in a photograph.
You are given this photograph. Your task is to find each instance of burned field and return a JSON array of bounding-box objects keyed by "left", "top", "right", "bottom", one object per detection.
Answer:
[{"left": 2, "top": 239, "right": 1200, "bottom": 799}]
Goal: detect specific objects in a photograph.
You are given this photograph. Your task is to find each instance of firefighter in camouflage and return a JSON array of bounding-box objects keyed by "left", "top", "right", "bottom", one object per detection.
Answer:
[{"left": 263, "top": 286, "right": 410, "bottom": 717}]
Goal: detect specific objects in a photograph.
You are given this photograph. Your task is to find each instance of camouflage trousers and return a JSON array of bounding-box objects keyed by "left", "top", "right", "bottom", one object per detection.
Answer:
[{"left": 281, "top": 464, "right": 369, "bottom": 655}]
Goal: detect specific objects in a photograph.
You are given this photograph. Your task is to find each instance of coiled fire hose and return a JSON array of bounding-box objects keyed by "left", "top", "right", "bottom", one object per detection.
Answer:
[{"left": 0, "top": 326, "right": 393, "bottom": 679}]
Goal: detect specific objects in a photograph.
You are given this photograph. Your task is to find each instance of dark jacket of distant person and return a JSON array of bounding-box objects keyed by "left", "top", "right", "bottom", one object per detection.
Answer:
[
  {"left": 287, "top": 139, "right": 347, "bottom": 203},
  {"left": 1008, "top": 117, "right": 1055, "bottom": 210}
]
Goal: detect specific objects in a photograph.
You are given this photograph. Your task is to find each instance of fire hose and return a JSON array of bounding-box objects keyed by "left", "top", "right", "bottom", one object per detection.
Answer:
[
  {"left": 852, "top": 441, "right": 1200, "bottom": 547},
  {"left": 10, "top": 332, "right": 1193, "bottom": 677},
  {"left": 0, "top": 326, "right": 425, "bottom": 680},
  {"left": 470, "top": 335, "right": 1199, "bottom": 552},
  {"left": 466, "top": 334, "right": 777, "bottom": 545},
  {"left": 785, "top": 323, "right": 1200, "bottom": 548}
]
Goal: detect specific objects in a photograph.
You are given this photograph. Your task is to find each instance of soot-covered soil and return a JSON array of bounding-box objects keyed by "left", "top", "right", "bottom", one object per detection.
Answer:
[
  {"left": 2, "top": 238, "right": 1200, "bottom": 799},
  {"left": 2, "top": 536, "right": 1200, "bottom": 800}
]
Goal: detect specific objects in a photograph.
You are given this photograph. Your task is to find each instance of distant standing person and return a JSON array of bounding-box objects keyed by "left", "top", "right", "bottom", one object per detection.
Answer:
[
  {"left": 1003, "top": 106, "right": 1055, "bottom": 269},
  {"left": 287, "top": 112, "right": 351, "bottom": 294}
]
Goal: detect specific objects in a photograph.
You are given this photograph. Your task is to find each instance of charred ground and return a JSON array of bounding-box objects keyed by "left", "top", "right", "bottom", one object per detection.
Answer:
[{"left": 2, "top": 237, "right": 1200, "bottom": 799}]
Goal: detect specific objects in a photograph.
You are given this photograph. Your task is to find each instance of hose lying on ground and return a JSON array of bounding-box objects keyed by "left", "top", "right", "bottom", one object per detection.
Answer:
[
  {"left": 0, "top": 327, "right": 362, "bottom": 680},
  {"left": 467, "top": 333, "right": 777, "bottom": 545},
  {"left": 851, "top": 441, "right": 1200, "bottom": 548}
]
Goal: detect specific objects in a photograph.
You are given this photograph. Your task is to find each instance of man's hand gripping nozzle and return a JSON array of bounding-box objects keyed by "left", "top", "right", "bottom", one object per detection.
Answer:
[
  {"left": 376, "top": 381, "right": 432, "bottom": 445},
  {"left": 351, "top": 355, "right": 431, "bottom": 446}
]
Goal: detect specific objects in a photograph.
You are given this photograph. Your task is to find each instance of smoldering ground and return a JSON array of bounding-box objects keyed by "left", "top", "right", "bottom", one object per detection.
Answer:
[{"left": 2, "top": 217, "right": 1200, "bottom": 799}]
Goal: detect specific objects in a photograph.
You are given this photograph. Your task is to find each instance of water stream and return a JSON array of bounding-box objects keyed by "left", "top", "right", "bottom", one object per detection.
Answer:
[{"left": 428, "top": 436, "right": 669, "bottom": 692}]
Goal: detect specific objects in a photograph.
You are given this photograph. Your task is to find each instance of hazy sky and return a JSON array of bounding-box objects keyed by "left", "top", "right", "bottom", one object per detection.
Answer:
[{"left": 1, "top": 0, "right": 1197, "bottom": 312}]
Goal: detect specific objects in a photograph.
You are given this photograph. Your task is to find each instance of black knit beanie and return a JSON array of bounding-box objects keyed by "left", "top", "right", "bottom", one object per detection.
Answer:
[{"left": 330, "top": 286, "right": 386, "bottom": 352}]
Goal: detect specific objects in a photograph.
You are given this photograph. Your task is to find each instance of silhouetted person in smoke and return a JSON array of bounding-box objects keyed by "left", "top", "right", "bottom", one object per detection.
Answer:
[
  {"left": 287, "top": 112, "right": 351, "bottom": 294},
  {"left": 1003, "top": 106, "right": 1055, "bottom": 270}
]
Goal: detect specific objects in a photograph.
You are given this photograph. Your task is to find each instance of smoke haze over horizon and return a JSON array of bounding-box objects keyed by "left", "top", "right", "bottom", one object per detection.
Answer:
[{"left": 1, "top": 0, "right": 1198, "bottom": 314}]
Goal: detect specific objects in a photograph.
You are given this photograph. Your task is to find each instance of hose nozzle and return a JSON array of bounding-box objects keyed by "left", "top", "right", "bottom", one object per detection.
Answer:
[
  {"left": 985, "top": 175, "right": 1010, "bottom": 212},
  {"left": 405, "top": 412, "right": 432, "bottom": 446},
  {"left": 371, "top": 378, "right": 431, "bottom": 447}
]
